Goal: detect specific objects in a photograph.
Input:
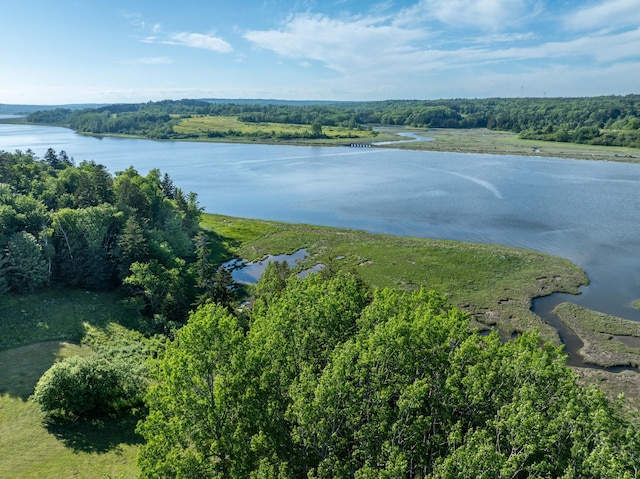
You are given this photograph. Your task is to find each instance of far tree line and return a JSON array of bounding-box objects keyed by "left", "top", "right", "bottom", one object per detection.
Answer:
[{"left": 26, "top": 95, "right": 640, "bottom": 147}]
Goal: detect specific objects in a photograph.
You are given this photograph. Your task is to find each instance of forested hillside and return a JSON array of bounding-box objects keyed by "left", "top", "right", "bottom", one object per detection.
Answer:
[
  {"left": 26, "top": 95, "right": 640, "bottom": 147},
  {"left": 0, "top": 149, "right": 234, "bottom": 331}
]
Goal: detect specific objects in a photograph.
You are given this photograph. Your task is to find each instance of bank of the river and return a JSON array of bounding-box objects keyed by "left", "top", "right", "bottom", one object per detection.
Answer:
[
  {"left": 3, "top": 116, "right": 638, "bottom": 162},
  {"left": 376, "top": 127, "right": 640, "bottom": 162},
  {"left": 554, "top": 302, "right": 640, "bottom": 368},
  {"left": 201, "top": 213, "right": 640, "bottom": 415},
  {"left": 201, "top": 213, "right": 588, "bottom": 343}
]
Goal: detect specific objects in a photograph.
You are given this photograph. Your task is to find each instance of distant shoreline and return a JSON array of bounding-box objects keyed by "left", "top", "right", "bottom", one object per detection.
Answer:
[{"left": 2, "top": 117, "right": 639, "bottom": 163}]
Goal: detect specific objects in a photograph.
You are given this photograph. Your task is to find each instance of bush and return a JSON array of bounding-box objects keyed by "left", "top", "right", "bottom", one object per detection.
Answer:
[{"left": 32, "top": 355, "right": 144, "bottom": 419}]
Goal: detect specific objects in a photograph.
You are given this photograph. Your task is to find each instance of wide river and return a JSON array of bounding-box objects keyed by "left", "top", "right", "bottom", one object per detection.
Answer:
[{"left": 2, "top": 121, "right": 640, "bottom": 322}]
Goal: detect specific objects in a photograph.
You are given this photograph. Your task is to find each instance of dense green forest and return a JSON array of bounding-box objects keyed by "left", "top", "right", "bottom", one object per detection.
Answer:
[
  {"left": 26, "top": 95, "right": 640, "bottom": 147},
  {"left": 0, "top": 148, "right": 235, "bottom": 329},
  {"left": 2, "top": 147, "right": 640, "bottom": 477}
]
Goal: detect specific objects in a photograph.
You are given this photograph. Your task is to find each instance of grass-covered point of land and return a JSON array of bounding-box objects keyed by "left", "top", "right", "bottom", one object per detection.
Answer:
[
  {"left": 380, "top": 127, "right": 640, "bottom": 162},
  {"left": 203, "top": 214, "right": 640, "bottom": 417},
  {"left": 201, "top": 213, "right": 588, "bottom": 342},
  {"left": 554, "top": 302, "right": 640, "bottom": 368}
]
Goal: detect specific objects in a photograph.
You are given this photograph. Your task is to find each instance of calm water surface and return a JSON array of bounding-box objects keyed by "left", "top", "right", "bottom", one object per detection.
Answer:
[{"left": 2, "top": 123, "right": 640, "bottom": 322}]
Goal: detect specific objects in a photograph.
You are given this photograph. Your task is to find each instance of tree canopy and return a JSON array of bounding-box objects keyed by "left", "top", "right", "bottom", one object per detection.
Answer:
[{"left": 137, "top": 271, "right": 640, "bottom": 478}]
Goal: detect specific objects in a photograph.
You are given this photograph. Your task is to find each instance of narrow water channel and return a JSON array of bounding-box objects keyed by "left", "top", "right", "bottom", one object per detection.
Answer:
[{"left": 532, "top": 293, "right": 637, "bottom": 373}]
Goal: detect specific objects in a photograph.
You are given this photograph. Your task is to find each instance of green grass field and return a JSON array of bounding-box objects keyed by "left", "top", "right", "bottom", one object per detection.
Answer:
[
  {"left": 0, "top": 290, "right": 142, "bottom": 478},
  {"left": 172, "top": 115, "right": 388, "bottom": 145}
]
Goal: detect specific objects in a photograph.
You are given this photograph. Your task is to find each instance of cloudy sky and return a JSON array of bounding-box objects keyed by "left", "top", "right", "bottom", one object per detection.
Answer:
[{"left": 2, "top": 0, "right": 639, "bottom": 104}]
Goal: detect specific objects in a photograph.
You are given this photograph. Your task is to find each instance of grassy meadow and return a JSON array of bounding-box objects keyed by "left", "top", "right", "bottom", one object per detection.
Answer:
[
  {"left": 172, "top": 115, "right": 389, "bottom": 145},
  {"left": 0, "top": 289, "right": 143, "bottom": 478}
]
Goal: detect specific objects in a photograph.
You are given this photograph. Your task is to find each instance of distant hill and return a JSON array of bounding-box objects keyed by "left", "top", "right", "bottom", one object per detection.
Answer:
[
  {"left": 0, "top": 103, "right": 108, "bottom": 115},
  {"left": 0, "top": 99, "right": 342, "bottom": 115},
  {"left": 198, "top": 98, "right": 345, "bottom": 106}
]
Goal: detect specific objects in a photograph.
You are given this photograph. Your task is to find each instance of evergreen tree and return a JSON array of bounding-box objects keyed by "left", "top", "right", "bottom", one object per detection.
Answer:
[{"left": 5, "top": 231, "right": 50, "bottom": 292}]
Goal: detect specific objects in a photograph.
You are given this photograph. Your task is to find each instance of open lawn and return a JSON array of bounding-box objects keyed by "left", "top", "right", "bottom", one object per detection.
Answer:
[
  {"left": 0, "top": 288, "right": 141, "bottom": 351},
  {"left": 0, "top": 291, "right": 143, "bottom": 478},
  {"left": 0, "top": 390, "right": 141, "bottom": 479}
]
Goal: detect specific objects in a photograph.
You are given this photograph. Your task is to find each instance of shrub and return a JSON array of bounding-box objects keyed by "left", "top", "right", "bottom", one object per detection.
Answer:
[{"left": 32, "top": 355, "right": 144, "bottom": 419}]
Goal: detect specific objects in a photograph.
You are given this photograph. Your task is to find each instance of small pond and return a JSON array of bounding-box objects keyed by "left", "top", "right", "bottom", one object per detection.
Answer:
[{"left": 223, "top": 249, "right": 324, "bottom": 284}]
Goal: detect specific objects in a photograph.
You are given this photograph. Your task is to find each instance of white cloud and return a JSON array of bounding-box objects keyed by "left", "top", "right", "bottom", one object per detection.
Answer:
[
  {"left": 243, "top": 6, "right": 640, "bottom": 88},
  {"left": 565, "top": 0, "right": 640, "bottom": 31},
  {"left": 143, "top": 32, "right": 233, "bottom": 53},
  {"left": 170, "top": 32, "right": 233, "bottom": 53},
  {"left": 403, "top": 0, "right": 539, "bottom": 30},
  {"left": 244, "top": 13, "right": 428, "bottom": 73}
]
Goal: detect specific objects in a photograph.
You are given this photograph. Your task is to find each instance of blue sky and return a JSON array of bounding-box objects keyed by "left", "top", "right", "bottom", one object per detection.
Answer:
[{"left": 2, "top": 0, "right": 639, "bottom": 104}]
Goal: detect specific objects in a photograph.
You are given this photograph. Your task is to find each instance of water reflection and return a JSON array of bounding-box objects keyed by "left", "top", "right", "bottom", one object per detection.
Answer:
[
  {"left": 222, "top": 249, "right": 324, "bottom": 284},
  {"left": 371, "top": 131, "right": 435, "bottom": 145}
]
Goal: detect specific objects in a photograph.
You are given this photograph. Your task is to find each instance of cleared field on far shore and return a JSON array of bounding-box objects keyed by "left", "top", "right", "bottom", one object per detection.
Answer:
[{"left": 172, "top": 115, "right": 388, "bottom": 144}]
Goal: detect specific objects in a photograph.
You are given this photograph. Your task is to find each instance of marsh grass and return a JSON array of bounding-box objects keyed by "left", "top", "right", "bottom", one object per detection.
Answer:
[
  {"left": 201, "top": 213, "right": 588, "bottom": 342},
  {"left": 382, "top": 127, "right": 640, "bottom": 162},
  {"left": 554, "top": 302, "right": 640, "bottom": 368}
]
